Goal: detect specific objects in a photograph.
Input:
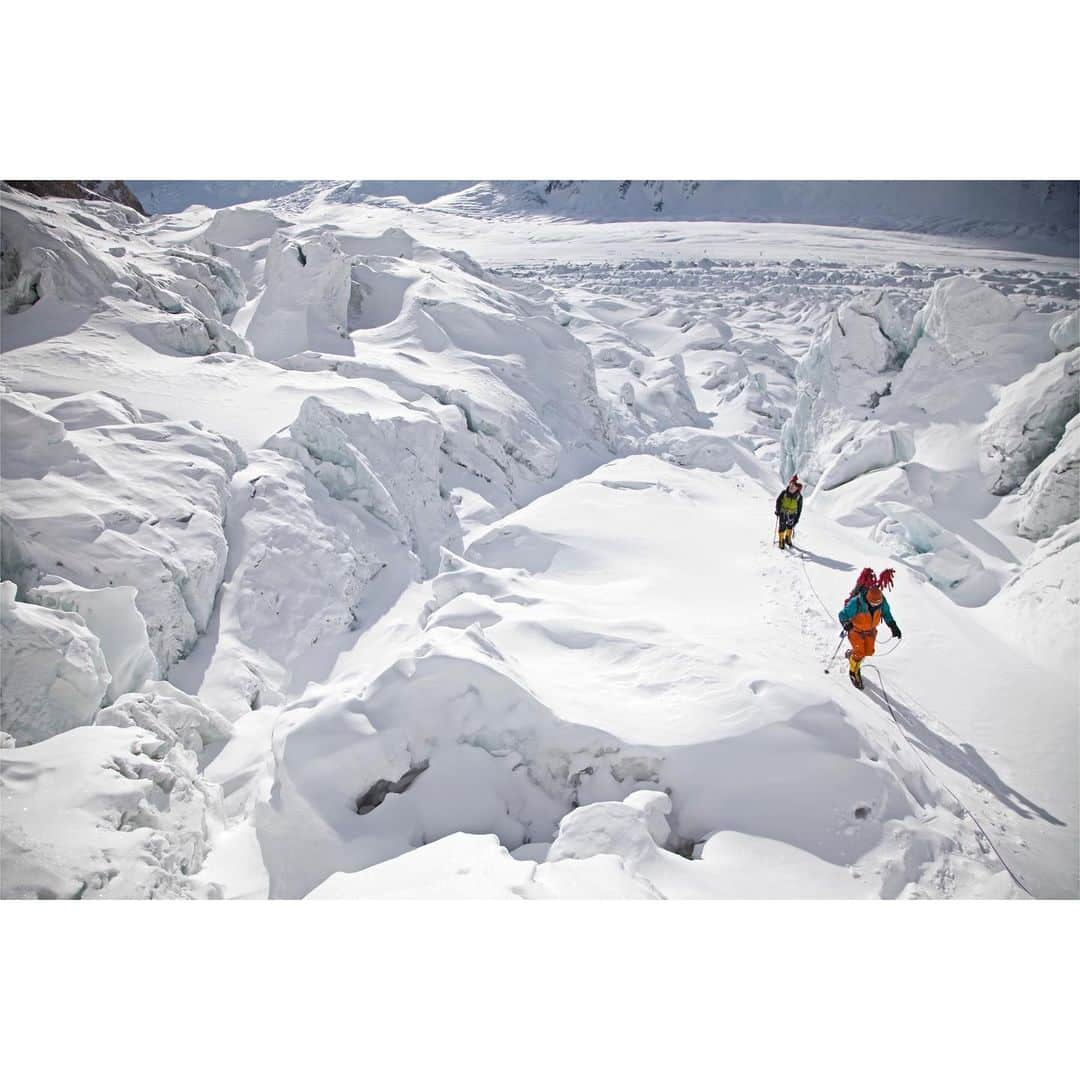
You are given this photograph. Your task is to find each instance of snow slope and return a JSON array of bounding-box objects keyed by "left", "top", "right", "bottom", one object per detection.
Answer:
[
  {"left": 2, "top": 181, "right": 1076, "bottom": 898},
  {"left": 254, "top": 454, "right": 1027, "bottom": 899}
]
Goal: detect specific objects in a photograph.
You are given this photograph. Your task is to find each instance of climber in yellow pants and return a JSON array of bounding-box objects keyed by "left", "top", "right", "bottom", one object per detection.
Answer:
[{"left": 775, "top": 475, "right": 803, "bottom": 550}]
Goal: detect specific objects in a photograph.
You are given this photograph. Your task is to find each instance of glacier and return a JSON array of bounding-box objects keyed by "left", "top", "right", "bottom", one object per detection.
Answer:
[{"left": 1, "top": 179, "right": 1076, "bottom": 900}]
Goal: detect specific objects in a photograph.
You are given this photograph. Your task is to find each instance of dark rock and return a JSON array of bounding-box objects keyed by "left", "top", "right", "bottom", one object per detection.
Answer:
[{"left": 6, "top": 180, "right": 146, "bottom": 215}]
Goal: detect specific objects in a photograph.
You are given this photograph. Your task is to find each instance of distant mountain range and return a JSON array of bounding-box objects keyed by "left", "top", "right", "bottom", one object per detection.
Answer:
[
  {"left": 6, "top": 179, "right": 1076, "bottom": 255},
  {"left": 331, "top": 180, "right": 1079, "bottom": 252}
]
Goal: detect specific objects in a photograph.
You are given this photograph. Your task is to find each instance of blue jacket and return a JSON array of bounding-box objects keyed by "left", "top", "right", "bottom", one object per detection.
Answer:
[{"left": 839, "top": 589, "right": 899, "bottom": 633}]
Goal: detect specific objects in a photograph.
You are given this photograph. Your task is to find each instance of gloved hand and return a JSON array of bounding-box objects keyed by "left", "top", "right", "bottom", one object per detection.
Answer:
[
  {"left": 842, "top": 621, "right": 853, "bottom": 633},
  {"left": 891, "top": 626, "right": 902, "bottom": 640}
]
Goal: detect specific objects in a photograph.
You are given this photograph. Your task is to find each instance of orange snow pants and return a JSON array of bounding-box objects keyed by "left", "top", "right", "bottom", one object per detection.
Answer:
[
  {"left": 848, "top": 627, "right": 878, "bottom": 663},
  {"left": 847, "top": 609, "right": 882, "bottom": 667}
]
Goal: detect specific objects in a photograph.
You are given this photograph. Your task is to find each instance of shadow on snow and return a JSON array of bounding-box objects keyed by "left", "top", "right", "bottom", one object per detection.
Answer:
[{"left": 861, "top": 669, "right": 1067, "bottom": 828}]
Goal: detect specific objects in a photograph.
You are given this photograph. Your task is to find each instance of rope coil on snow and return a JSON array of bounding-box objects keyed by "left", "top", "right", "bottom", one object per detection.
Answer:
[{"left": 795, "top": 549, "right": 1034, "bottom": 897}]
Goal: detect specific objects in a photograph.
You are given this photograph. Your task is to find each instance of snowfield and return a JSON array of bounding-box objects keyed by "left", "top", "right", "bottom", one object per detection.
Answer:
[{"left": 2, "top": 181, "right": 1076, "bottom": 899}]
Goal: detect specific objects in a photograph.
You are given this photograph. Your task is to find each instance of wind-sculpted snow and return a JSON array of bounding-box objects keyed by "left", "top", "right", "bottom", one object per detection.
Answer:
[
  {"left": 979, "top": 347, "right": 1079, "bottom": 494},
  {"left": 269, "top": 396, "right": 451, "bottom": 568},
  {"left": 986, "top": 522, "right": 1080, "bottom": 675},
  {"left": 1, "top": 187, "right": 248, "bottom": 355},
  {"left": 1, "top": 192, "right": 142, "bottom": 314},
  {"left": 384, "top": 272, "right": 613, "bottom": 485},
  {"left": 0, "top": 581, "right": 110, "bottom": 745},
  {"left": 601, "top": 352, "right": 709, "bottom": 442},
  {"left": 0, "top": 725, "right": 224, "bottom": 898},
  {"left": 308, "top": 792, "right": 674, "bottom": 899},
  {"left": 556, "top": 297, "right": 717, "bottom": 442},
  {"left": 1016, "top": 414, "right": 1080, "bottom": 541},
  {"left": 780, "top": 275, "right": 1077, "bottom": 610},
  {"left": 817, "top": 422, "right": 916, "bottom": 492},
  {"left": 246, "top": 231, "right": 352, "bottom": 362},
  {"left": 94, "top": 681, "right": 232, "bottom": 753},
  {"left": 1, "top": 392, "right": 246, "bottom": 671},
  {"left": 891, "top": 277, "right": 1057, "bottom": 417},
  {"left": 783, "top": 278, "right": 1060, "bottom": 486},
  {"left": 153, "top": 247, "right": 247, "bottom": 321},
  {"left": 872, "top": 503, "right": 998, "bottom": 606},
  {"left": 242, "top": 230, "right": 616, "bottom": 509},
  {"left": 1049, "top": 309, "right": 1079, "bottom": 352},
  {"left": 27, "top": 577, "right": 158, "bottom": 702},
  {"left": 641, "top": 427, "right": 778, "bottom": 488},
  {"left": 201, "top": 205, "right": 289, "bottom": 249},
  {"left": 40, "top": 389, "right": 143, "bottom": 430},
  {"left": 780, "top": 291, "right": 909, "bottom": 486},
  {"left": 184, "top": 350, "right": 604, "bottom": 719},
  {"left": 188, "top": 417, "right": 446, "bottom": 719}
]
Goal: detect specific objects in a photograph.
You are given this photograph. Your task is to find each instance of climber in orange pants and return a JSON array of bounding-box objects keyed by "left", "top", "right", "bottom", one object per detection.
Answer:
[{"left": 838, "top": 568, "right": 901, "bottom": 690}]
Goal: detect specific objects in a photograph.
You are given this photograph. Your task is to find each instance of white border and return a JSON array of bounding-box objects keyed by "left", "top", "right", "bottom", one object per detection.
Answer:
[
  {"left": 3, "top": 1, "right": 1078, "bottom": 178},
  {"left": 1, "top": 901, "right": 1077, "bottom": 1077},
  {"left": 2, "top": 3, "right": 1078, "bottom": 1075}
]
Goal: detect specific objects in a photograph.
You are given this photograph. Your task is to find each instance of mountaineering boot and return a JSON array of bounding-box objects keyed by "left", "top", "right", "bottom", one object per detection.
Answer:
[{"left": 848, "top": 656, "right": 863, "bottom": 690}]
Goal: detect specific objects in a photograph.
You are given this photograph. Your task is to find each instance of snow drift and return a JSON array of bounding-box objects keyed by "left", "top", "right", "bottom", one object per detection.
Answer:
[
  {"left": 1, "top": 391, "right": 246, "bottom": 672},
  {"left": 1, "top": 725, "right": 224, "bottom": 898},
  {"left": 1, "top": 581, "right": 110, "bottom": 745}
]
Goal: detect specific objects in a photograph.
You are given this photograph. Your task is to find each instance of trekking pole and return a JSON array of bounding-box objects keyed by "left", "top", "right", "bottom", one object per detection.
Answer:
[
  {"left": 823, "top": 630, "right": 847, "bottom": 673},
  {"left": 771, "top": 516, "right": 778, "bottom": 546}
]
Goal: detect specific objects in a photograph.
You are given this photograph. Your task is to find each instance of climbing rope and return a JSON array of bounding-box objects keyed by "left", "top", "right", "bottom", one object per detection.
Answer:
[
  {"left": 875, "top": 637, "right": 903, "bottom": 658},
  {"left": 796, "top": 546, "right": 1034, "bottom": 897},
  {"left": 863, "top": 662, "right": 1034, "bottom": 898},
  {"left": 796, "top": 548, "right": 836, "bottom": 625}
]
